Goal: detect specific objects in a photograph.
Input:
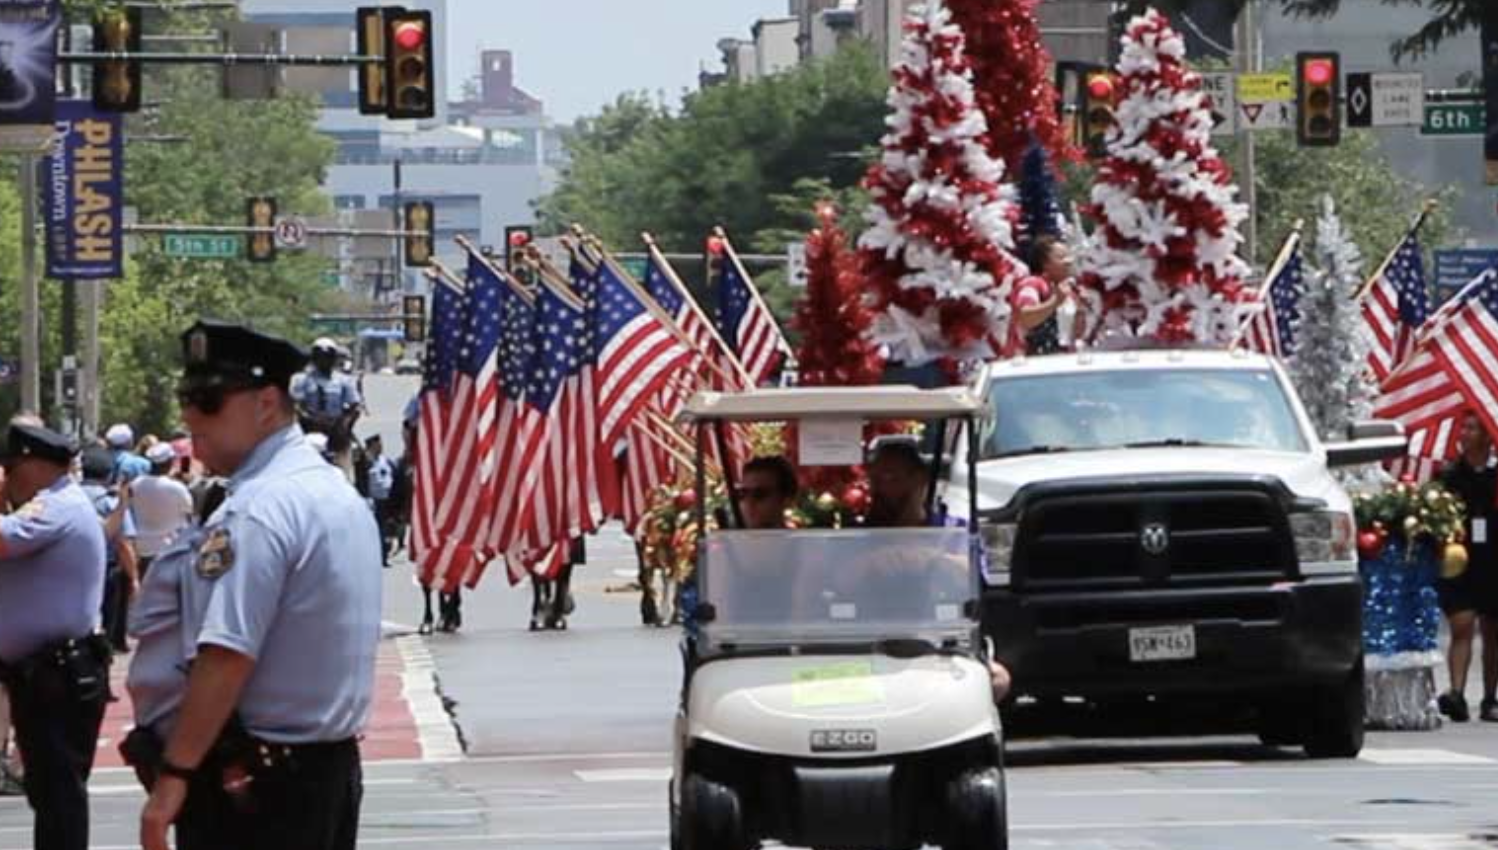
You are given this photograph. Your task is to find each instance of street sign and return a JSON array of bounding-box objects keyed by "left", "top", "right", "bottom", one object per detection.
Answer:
[
  {"left": 1433, "top": 248, "right": 1498, "bottom": 302},
  {"left": 274, "top": 216, "right": 309, "bottom": 249},
  {"left": 787, "top": 242, "right": 808, "bottom": 288},
  {"left": 1200, "top": 72, "right": 1237, "bottom": 136},
  {"left": 1369, "top": 73, "right": 1424, "bottom": 126},
  {"left": 1238, "top": 100, "right": 1292, "bottom": 130},
  {"left": 1422, "top": 103, "right": 1485, "bottom": 136},
  {"left": 1346, "top": 73, "right": 1373, "bottom": 127},
  {"left": 164, "top": 234, "right": 242, "bottom": 259},
  {"left": 1237, "top": 73, "right": 1293, "bottom": 104},
  {"left": 618, "top": 257, "right": 649, "bottom": 280}
]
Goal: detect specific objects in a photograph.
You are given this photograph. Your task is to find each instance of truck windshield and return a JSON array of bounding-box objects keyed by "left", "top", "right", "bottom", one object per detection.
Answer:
[
  {"left": 699, "top": 528, "right": 975, "bottom": 648},
  {"left": 981, "top": 369, "right": 1308, "bottom": 459}
]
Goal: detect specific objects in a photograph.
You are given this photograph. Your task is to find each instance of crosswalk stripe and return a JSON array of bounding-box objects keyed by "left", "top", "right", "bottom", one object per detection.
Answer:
[{"left": 1358, "top": 748, "right": 1497, "bottom": 766}]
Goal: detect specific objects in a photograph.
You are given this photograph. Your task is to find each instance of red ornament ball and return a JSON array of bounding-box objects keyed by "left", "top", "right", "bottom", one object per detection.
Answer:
[
  {"left": 841, "top": 485, "right": 870, "bottom": 514},
  {"left": 673, "top": 489, "right": 698, "bottom": 511},
  {"left": 1357, "top": 530, "right": 1385, "bottom": 560}
]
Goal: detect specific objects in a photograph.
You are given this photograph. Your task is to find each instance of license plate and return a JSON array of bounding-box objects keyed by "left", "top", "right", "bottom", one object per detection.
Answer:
[{"left": 1128, "top": 625, "right": 1196, "bottom": 662}]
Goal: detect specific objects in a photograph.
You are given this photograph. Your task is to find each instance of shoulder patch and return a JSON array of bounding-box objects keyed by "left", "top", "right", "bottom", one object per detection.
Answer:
[
  {"left": 196, "top": 526, "right": 235, "bottom": 579},
  {"left": 14, "top": 496, "right": 46, "bottom": 520}
]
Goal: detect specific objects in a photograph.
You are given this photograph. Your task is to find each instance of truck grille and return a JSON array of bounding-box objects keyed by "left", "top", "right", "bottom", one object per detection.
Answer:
[{"left": 1014, "top": 487, "right": 1296, "bottom": 590}]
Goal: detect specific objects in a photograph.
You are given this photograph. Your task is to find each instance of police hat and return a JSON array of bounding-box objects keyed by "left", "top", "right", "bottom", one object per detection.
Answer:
[
  {"left": 180, "top": 319, "right": 308, "bottom": 391},
  {"left": 0, "top": 422, "right": 79, "bottom": 466}
]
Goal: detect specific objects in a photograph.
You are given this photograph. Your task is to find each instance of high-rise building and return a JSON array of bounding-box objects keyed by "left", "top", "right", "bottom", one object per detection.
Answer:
[{"left": 238, "top": 1, "right": 559, "bottom": 295}]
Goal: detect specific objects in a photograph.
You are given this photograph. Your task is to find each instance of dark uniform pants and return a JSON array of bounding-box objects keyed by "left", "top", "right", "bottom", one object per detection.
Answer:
[
  {"left": 175, "top": 739, "right": 363, "bottom": 850},
  {"left": 5, "top": 665, "right": 108, "bottom": 850}
]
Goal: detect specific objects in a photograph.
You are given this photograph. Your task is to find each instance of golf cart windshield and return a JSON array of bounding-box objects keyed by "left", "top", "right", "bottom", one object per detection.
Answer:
[{"left": 698, "top": 527, "right": 975, "bottom": 650}]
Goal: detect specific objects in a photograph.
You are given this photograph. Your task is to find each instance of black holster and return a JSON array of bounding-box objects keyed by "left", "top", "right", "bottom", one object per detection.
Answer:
[{"left": 0, "top": 632, "right": 111, "bottom": 704}]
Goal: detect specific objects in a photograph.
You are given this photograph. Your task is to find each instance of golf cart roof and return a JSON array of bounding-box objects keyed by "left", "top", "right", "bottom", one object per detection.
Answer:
[{"left": 681, "top": 386, "right": 983, "bottom": 423}]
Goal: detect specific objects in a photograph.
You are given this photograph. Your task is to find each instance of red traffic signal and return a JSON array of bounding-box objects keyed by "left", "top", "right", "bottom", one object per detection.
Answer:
[
  {"left": 1082, "top": 72, "right": 1118, "bottom": 158},
  {"left": 1296, "top": 51, "right": 1341, "bottom": 147},
  {"left": 385, "top": 10, "right": 435, "bottom": 120}
]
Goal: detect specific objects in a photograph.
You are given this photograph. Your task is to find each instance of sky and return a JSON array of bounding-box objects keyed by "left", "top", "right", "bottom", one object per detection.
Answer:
[{"left": 446, "top": 0, "right": 789, "bottom": 123}]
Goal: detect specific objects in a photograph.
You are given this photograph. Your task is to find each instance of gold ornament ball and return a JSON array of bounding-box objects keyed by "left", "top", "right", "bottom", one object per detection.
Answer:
[
  {"left": 1442, "top": 542, "right": 1469, "bottom": 579},
  {"left": 815, "top": 492, "right": 837, "bottom": 511},
  {"left": 1403, "top": 515, "right": 1420, "bottom": 533}
]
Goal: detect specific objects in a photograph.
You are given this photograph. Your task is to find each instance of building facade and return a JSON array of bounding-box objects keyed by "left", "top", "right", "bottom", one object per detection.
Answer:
[{"left": 240, "top": 0, "right": 560, "bottom": 295}]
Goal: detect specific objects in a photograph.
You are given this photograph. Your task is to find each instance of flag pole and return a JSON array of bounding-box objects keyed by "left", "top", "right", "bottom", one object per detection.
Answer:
[
  {"left": 450, "top": 237, "right": 536, "bottom": 305},
  {"left": 712, "top": 225, "right": 791, "bottom": 356},
  {"left": 1353, "top": 198, "right": 1438, "bottom": 301},
  {"left": 423, "top": 262, "right": 468, "bottom": 298},
  {"left": 1230, "top": 219, "right": 1304, "bottom": 350},
  {"left": 567, "top": 232, "right": 745, "bottom": 391},
  {"left": 640, "top": 231, "right": 756, "bottom": 388}
]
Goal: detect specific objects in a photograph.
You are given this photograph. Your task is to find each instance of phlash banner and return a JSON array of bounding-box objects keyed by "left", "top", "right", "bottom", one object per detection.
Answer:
[
  {"left": 1485, "top": 4, "right": 1498, "bottom": 182},
  {"left": 0, "top": 0, "right": 58, "bottom": 126},
  {"left": 44, "top": 100, "right": 124, "bottom": 280}
]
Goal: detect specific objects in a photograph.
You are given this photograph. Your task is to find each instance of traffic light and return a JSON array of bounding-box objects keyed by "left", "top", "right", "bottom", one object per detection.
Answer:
[
  {"left": 402, "top": 294, "right": 426, "bottom": 343},
  {"left": 1296, "top": 52, "right": 1341, "bottom": 147},
  {"left": 246, "top": 197, "right": 277, "bottom": 263},
  {"left": 93, "top": 7, "right": 143, "bottom": 113},
  {"left": 1081, "top": 72, "right": 1117, "bottom": 157},
  {"left": 356, "top": 7, "right": 388, "bottom": 116},
  {"left": 403, "top": 201, "right": 434, "bottom": 268},
  {"left": 504, "top": 226, "right": 533, "bottom": 272},
  {"left": 385, "top": 10, "right": 434, "bottom": 120}
]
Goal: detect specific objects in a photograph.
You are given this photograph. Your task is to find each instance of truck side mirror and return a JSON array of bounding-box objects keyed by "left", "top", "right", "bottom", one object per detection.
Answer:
[{"left": 1326, "top": 420, "right": 1407, "bottom": 467}]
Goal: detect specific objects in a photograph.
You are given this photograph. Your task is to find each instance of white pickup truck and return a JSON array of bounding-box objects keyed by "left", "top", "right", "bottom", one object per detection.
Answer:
[{"left": 951, "top": 348, "right": 1406, "bottom": 758}]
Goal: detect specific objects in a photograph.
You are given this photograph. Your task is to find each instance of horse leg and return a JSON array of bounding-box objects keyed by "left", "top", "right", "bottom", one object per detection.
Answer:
[
  {"left": 419, "top": 586, "right": 434, "bottom": 636},
  {"left": 551, "top": 563, "right": 575, "bottom": 630},
  {"left": 529, "top": 578, "right": 544, "bottom": 632}
]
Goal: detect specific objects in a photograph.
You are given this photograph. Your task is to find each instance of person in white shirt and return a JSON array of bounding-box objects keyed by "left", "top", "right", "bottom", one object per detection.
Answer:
[{"left": 127, "top": 443, "right": 194, "bottom": 572}]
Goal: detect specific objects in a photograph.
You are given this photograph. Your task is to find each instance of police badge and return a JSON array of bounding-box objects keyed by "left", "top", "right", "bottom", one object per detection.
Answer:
[{"left": 197, "top": 527, "right": 235, "bottom": 579}]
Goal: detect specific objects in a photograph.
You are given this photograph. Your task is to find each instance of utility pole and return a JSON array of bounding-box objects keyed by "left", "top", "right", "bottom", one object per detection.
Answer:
[
  {"left": 391, "top": 156, "right": 403, "bottom": 301},
  {"left": 81, "top": 282, "right": 101, "bottom": 437},
  {"left": 1237, "top": 0, "right": 1260, "bottom": 267},
  {"left": 18, "top": 155, "right": 41, "bottom": 415}
]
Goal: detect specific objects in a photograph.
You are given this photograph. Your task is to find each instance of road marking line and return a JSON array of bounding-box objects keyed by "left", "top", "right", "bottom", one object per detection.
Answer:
[
  {"left": 1035, "top": 787, "right": 1276, "bottom": 797},
  {"left": 1359, "top": 749, "right": 1496, "bottom": 766},
  {"left": 395, "top": 635, "right": 465, "bottom": 762},
  {"left": 1333, "top": 835, "right": 1498, "bottom": 850},
  {"left": 575, "top": 767, "right": 673, "bottom": 783}
]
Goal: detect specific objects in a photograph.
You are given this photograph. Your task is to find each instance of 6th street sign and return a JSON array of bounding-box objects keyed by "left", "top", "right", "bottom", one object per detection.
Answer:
[
  {"left": 164, "top": 234, "right": 242, "bottom": 259},
  {"left": 1422, "top": 103, "right": 1486, "bottom": 136}
]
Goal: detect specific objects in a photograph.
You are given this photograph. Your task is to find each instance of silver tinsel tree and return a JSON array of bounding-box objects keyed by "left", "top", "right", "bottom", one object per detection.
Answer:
[{"left": 1291, "top": 195, "right": 1376, "bottom": 442}]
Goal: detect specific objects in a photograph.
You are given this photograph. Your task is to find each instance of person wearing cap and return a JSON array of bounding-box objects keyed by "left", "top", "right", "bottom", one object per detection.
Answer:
[
  {"left": 291, "top": 337, "right": 363, "bottom": 477},
  {"left": 128, "top": 442, "right": 194, "bottom": 577},
  {"left": 105, "top": 423, "right": 151, "bottom": 485},
  {"left": 862, "top": 435, "right": 1013, "bottom": 703},
  {"left": 135, "top": 320, "right": 381, "bottom": 850},
  {"left": 0, "top": 417, "right": 111, "bottom": 850},
  {"left": 79, "top": 446, "right": 140, "bottom": 654}
]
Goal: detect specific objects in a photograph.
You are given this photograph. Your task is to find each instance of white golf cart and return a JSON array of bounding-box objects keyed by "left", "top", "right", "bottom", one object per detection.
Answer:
[{"left": 670, "top": 387, "right": 1007, "bottom": 850}]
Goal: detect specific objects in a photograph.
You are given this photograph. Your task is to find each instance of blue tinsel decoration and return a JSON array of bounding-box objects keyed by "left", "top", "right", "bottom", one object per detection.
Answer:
[
  {"left": 1359, "top": 539, "right": 1442, "bottom": 657},
  {"left": 1016, "top": 136, "right": 1065, "bottom": 266}
]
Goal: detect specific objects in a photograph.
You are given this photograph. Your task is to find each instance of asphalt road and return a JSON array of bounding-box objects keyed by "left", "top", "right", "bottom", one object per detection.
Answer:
[{"left": 10, "top": 374, "right": 1498, "bottom": 850}]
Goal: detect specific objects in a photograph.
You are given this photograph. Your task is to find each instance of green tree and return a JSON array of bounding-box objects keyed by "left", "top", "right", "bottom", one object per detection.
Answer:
[{"left": 537, "top": 45, "right": 888, "bottom": 253}]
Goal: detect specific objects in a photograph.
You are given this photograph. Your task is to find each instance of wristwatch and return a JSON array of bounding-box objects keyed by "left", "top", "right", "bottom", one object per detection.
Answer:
[{"left": 159, "top": 758, "right": 197, "bottom": 781}]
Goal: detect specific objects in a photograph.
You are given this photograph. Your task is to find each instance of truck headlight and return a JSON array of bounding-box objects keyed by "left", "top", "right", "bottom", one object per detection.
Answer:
[
  {"left": 1290, "top": 510, "right": 1356, "bottom": 574},
  {"left": 980, "top": 522, "right": 1016, "bottom": 586}
]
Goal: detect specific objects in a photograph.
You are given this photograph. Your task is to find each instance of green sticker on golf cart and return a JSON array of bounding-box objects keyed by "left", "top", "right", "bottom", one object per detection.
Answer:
[{"left": 791, "top": 661, "right": 885, "bottom": 707}]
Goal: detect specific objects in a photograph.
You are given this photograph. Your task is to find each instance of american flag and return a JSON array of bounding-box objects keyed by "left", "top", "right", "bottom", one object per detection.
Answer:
[
  {"left": 1374, "top": 268, "right": 1498, "bottom": 480},
  {"left": 573, "top": 256, "right": 621, "bottom": 522},
  {"left": 1361, "top": 234, "right": 1430, "bottom": 382},
  {"left": 1241, "top": 247, "right": 1304, "bottom": 358},
  {"left": 645, "top": 253, "right": 715, "bottom": 413},
  {"left": 513, "top": 277, "right": 594, "bottom": 558},
  {"left": 411, "top": 276, "right": 467, "bottom": 588},
  {"left": 620, "top": 420, "right": 677, "bottom": 534},
  {"left": 479, "top": 265, "right": 544, "bottom": 577},
  {"left": 718, "top": 244, "right": 787, "bottom": 385},
  {"left": 595, "top": 259, "right": 697, "bottom": 449}
]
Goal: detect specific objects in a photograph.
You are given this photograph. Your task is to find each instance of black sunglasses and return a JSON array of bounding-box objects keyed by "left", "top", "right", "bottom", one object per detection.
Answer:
[{"left": 175, "top": 382, "right": 257, "bottom": 415}]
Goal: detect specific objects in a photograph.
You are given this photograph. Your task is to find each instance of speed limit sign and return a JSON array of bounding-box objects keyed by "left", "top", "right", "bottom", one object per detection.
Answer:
[{"left": 274, "top": 216, "right": 308, "bottom": 249}]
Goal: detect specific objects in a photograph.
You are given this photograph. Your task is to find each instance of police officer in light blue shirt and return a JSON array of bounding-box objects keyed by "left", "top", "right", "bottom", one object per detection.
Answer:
[
  {"left": 292, "top": 338, "right": 362, "bottom": 472},
  {"left": 137, "top": 320, "right": 382, "bottom": 850},
  {"left": 0, "top": 417, "right": 110, "bottom": 850}
]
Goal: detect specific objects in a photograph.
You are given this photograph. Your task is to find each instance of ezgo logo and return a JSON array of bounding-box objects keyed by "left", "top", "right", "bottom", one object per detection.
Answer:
[{"left": 810, "top": 729, "right": 877, "bottom": 753}]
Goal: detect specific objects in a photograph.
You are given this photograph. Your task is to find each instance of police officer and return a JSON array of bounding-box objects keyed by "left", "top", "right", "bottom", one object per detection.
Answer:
[
  {"left": 137, "top": 320, "right": 382, "bottom": 850},
  {"left": 291, "top": 337, "right": 363, "bottom": 475},
  {"left": 0, "top": 417, "right": 110, "bottom": 850}
]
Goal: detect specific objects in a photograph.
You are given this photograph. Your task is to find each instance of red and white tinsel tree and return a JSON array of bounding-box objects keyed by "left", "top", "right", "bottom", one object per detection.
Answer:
[
  {"left": 946, "top": 0, "right": 1078, "bottom": 172},
  {"left": 1077, "top": 8, "right": 1253, "bottom": 347},
  {"left": 860, "top": 0, "right": 1027, "bottom": 368}
]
